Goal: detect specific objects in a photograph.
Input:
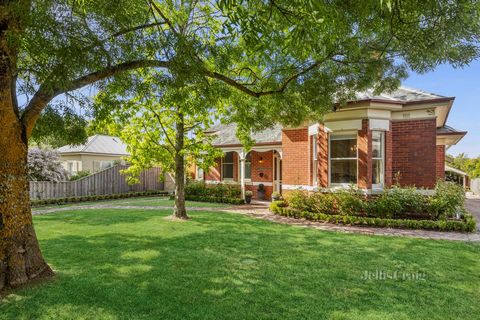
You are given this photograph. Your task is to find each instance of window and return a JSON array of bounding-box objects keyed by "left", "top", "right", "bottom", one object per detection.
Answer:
[
  {"left": 100, "top": 161, "right": 114, "bottom": 171},
  {"left": 329, "top": 134, "right": 357, "bottom": 184},
  {"left": 244, "top": 153, "right": 252, "bottom": 180},
  {"left": 372, "top": 131, "right": 385, "bottom": 186},
  {"left": 66, "top": 161, "right": 78, "bottom": 174},
  {"left": 222, "top": 152, "right": 234, "bottom": 180}
]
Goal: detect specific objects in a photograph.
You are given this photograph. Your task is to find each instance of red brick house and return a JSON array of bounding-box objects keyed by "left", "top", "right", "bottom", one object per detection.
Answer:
[{"left": 194, "top": 87, "right": 466, "bottom": 199}]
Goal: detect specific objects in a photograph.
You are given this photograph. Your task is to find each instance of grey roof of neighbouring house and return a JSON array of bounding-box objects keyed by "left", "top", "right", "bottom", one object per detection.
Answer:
[
  {"left": 56, "top": 135, "right": 129, "bottom": 155},
  {"left": 210, "top": 123, "right": 283, "bottom": 146},
  {"left": 354, "top": 86, "right": 448, "bottom": 103},
  {"left": 437, "top": 125, "right": 467, "bottom": 135}
]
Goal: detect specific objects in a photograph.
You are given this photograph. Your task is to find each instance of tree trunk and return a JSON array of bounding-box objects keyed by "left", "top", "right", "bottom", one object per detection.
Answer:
[
  {"left": 0, "top": 10, "right": 53, "bottom": 293},
  {"left": 173, "top": 111, "right": 188, "bottom": 219}
]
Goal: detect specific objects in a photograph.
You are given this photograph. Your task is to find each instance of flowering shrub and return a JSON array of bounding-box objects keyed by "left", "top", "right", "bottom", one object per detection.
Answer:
[{"left": 28, "top": 148, "right": 68, "bottom": 182}]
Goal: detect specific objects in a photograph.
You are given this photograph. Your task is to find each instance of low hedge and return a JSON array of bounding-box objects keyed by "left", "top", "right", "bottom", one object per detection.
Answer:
[
  {"left": 31, "top": 190, "right": 169, "bottom": 207},
  {"left": 185, "top": 181, "right": 242, "bottom": 199},
  {"left": 185, "top": 195, "right": 244, "bottom": 205},
  {"left": 270, "top": 201, "right": 476, "bottom": 232}
]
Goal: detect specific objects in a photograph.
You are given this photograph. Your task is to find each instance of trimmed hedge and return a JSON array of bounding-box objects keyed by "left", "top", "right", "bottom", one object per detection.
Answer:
[
  {"left": 31, "top": 190, "right": 169, "bottom": 207},
  {"left": 185, "top": 195, "right": 244, "bottom": 205},
  {"left": 183, "top": 181, "right": 244, "bottom": 205},
  {"left": 270, "top": 201, "right": 476, "bottom": 232}
]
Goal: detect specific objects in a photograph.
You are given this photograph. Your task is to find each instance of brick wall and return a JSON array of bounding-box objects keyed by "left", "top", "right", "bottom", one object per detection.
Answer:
[
  {"left": 358, "top": 119, "right": 372, "bottom": 189},
  {"left": 205, "top": 158, "right": 221, "bottom": 181},
  {"left": 391, "top": 119, "right": 437, "bottom": 188},
  {"left": 436, "top": 145, "right": 446, "bottom": 180},
  {"left": 317, "top": 124, "right": 329, "bottom": 187},
  {"left": 282, "top": 128, "right": 310, "bottom": 186}
]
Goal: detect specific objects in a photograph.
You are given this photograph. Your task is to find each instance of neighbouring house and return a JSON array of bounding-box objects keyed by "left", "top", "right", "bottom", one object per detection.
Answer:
[
  {"left": 445, "top": 164, "right": 469, "bottom": 189},
  {"left": 57, "top": 135, "right": 129, "bottom": 175},
  {"left": 193, "top": 87, "right": 467, "bottom": 200}
]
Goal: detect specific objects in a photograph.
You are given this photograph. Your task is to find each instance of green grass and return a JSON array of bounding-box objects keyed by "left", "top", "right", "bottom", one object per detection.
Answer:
[{"left": 1, "top": 208, "right": 480, "bottom": 320}]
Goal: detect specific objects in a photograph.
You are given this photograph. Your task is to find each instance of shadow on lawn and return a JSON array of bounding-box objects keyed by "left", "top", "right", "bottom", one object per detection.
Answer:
[{"left": 2, "top": 210, "right": 480, "bottom": 319}]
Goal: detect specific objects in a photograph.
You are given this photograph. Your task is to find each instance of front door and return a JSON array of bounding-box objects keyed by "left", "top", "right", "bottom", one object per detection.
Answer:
[{"left": 273, "top": 152, "right": 282, "bottom": 194}]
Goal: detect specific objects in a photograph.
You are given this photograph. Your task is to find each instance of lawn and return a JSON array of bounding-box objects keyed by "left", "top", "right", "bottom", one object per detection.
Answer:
[{"left": 1, "top": 207, "right": 480, "bottom": 320}]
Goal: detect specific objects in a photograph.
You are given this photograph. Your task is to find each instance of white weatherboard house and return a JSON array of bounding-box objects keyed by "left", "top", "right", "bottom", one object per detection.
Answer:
[{"left": 57, "top": 135, "right": 129, "bottom": 175}]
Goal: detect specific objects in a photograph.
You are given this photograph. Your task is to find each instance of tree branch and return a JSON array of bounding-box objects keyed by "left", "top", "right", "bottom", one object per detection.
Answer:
[{"left": 21, "top": 59, "right": 171, "bottom": 137}]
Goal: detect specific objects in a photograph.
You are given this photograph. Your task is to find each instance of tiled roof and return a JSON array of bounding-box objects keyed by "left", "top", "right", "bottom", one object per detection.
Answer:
[
  {"left": 211, "top": 123, "right": 283, "bottom": 146},
  {"left": 56, "top": 135, "right": 129, "bottom": 155},
  {"left": 208, "top": 86, "right": 456, "bottom": 146},
  {"left": 437, "top": 125, "right": 467, "bottom": 135},
  {"left": 354, "top": 86, "right": 448, "bottom": 103}
]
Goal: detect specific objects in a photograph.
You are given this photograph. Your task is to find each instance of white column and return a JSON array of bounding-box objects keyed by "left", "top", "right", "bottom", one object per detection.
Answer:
[{"left": 239, "top": 151, "right": 246, "bottom": 199}]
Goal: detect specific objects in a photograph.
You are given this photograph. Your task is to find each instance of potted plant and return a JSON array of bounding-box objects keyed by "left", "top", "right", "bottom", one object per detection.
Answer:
[
  {"left": 245, "top": 190, "right": 253, "bottom": 204},
  {"left": 271, "top": 191, "right": 282, "bottom": 201},
  {"left": 257, "top": 184, "right": 266, "bottom": 200}
]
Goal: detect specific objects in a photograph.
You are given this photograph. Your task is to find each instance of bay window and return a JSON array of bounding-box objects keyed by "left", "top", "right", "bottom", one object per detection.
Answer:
[{"left": 329, "top": 134, "right": 358, "bottom": 185}]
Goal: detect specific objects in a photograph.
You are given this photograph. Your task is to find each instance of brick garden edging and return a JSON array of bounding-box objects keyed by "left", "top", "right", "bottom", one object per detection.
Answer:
[{"left": 225, "top": 204, "right": 480, "bottom": 242}]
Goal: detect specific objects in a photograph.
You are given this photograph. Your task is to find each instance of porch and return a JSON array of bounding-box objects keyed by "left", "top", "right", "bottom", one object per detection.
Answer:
[{"left": 203, "top": 146, "right": 283, "bottom": 200}]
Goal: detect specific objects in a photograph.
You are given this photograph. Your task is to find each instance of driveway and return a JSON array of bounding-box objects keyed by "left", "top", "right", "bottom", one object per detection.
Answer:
[{"left": 465, "top": 199, "right": 480, "bottom": 232}]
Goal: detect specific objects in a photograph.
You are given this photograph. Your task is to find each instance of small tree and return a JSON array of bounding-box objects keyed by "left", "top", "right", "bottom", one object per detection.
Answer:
[
  {"left": 27, "top": 149, "right": 68, "bottom": 182},
  {"left": 94, "top": 72, "right": 225, "bottom": 219}
]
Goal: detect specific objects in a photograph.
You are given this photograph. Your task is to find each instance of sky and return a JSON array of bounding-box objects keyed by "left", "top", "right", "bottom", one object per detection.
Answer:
[{"left": 402, "top": 61, "right": 480, "bottom": 157}]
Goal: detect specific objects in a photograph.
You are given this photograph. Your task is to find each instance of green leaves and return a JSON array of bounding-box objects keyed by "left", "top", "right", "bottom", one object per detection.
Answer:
[{"left": 8, "top": 0, "right": 480, "bottom": 149}]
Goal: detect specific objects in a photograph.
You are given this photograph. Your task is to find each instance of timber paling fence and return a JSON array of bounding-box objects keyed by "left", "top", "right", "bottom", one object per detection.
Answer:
[{"left": 29, "top": 165, "right": 164, "bottom": 200}]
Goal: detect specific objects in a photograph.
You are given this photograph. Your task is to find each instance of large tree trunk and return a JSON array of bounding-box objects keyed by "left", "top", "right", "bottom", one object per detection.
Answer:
[
  {"left": 173, "top": 111, "right": 188, "bottom": 219},
  {"left": 0, "top": 8, "right": 53, "bottom": 293}
]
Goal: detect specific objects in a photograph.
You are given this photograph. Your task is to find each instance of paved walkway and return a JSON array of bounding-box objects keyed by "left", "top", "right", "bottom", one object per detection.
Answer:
[
  {"left": 465, "top": 199, "right": 480, "bottom": 232},
  {"left": 32, "top": 200, "right": 480, "bottom": 242}
]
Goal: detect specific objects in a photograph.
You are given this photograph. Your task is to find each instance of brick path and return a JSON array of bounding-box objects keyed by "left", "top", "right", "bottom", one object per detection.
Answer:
[{"left": 32, "top": 200, "right": 480, "bottom": 242}]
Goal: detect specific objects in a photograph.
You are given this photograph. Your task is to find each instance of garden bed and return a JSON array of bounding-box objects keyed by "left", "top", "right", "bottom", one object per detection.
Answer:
[{"left": 270, "top": 181, "right": 476, "bottom": 232}]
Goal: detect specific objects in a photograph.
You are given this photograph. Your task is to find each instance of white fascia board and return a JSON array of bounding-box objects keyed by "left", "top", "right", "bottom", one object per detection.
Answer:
[
  {"left": 324, "top": 119, "right": 363, "bottom": 131},
  {"left": 369, "top": 119, "right": 390, "bottom": 131},
  {"left": 308, "top": 123, "right": 320, "bottom": 136}
]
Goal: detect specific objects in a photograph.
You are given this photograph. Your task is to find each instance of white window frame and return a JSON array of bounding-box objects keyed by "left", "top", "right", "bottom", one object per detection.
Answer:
[
  {"left": 372, "top": 131, "right": 385, "bottom": 188},
  {"left": 312, "top": 135, "right": 318, "bottom": 186},
  {"left": 328, "top": 132, "right": 358, "bottom": 187},
  {"left": 242, "top": 152, "right": 252, "bottom": 181},
  {"left": 222, "top": 152, "right": 235, "bottom": 181}
]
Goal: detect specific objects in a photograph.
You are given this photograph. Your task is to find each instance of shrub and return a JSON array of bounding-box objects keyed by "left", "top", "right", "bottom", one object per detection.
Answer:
[
  {"left": 270, "top": 200, "right": 286, "bottom": 212},
  {"left": 334, "top": 188, "right": 365, "bottom": 215},
  {"left": 185, "top": 181, "right": 242, "bottom": 199},
  {"left": 271, "top": 192, "right": 282, "bottom": 201},
  {"left": 307, "top": 192, "right": 337, "bottom": 215},
  {"left": 285, "top": 190, "right": 310, "bottom": 211},
  {"left": 30, "top": 191, "right": 169, "bottom": 207},
  {"left": 429, "top": 180, "right": 465, "bottom": 219},
  {"left": 271, "top": 206, "right": 476, "bottom": 232},
  {"left": 69, "top": 170, "right": 91, "bottom": 181}
]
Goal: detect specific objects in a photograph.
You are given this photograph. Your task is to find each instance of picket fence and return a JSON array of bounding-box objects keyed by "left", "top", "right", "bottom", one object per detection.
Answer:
[{"left": 29, "top": 165, "right": 164, "bottom": 200}]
